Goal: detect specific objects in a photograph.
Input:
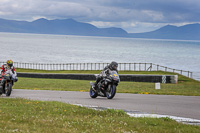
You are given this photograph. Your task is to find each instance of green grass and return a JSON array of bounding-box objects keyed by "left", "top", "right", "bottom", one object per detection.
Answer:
[
  {"left": 13, "top": 69, "right": 200, "bottom": 96},
  {"left": 14, "top": 76, "right": 200, "bottom": 96},
  {"left": 0, "top": 98, "right": 199, "bottom": 133}
]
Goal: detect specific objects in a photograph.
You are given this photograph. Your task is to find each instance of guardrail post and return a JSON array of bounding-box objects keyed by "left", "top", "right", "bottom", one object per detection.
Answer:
[
  {"left": 124, "top": 63, "right": 126, "bottom": 71},
  {"left": 139, "top": 63, "right": 141, "bottom": 71},
  {"left": 150, "top": 63, "right": 152, "bottom": 71},
  {"left": 134, "top": 63, "right": 136, "bottom": 71}
]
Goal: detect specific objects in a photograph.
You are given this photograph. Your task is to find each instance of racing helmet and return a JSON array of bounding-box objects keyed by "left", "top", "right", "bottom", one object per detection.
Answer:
[
  {"left": 7, "top": 60, "right": 13, "bottom": 68},
  {"left": 110, "top": 61, "right": 118, "bottom": 70}
]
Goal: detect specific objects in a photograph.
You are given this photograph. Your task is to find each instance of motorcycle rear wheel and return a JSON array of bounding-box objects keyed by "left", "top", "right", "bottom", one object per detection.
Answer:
[
  {"left": 89, "top": 87, "right": 98, "bottom": 98},
  {"left": 106, "top": 85, "right": 116, "bottom": 99},
  {"left": 0, "top": 86, "right": 2, "bottom": 95},
  {"left": 5, "top": 83, "right": 12, "bottom": 96}
]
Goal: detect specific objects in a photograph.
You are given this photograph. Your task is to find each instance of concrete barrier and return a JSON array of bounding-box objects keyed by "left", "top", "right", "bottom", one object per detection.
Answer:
[{"left": 17, "top": 72, "right": 178, "bottom": 83}]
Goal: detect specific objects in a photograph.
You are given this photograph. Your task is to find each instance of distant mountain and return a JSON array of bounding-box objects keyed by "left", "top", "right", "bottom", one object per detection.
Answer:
[
  {"left": 0, "top": 18, "right": 200, "bottom": 40},
  {"left": 128, "top": 24, "right": 200, "bottom": 40},
  {"left": 0, "top": 18, "right": 128, "bottom": 37}
]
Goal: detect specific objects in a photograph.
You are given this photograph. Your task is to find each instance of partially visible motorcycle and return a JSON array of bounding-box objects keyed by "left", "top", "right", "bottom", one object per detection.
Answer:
[
  {"left": 90, "top": 70, "right": 120, "bottom": 99},
  {"left": 0, "top": 69, "right": 16, "bottom": 96}
]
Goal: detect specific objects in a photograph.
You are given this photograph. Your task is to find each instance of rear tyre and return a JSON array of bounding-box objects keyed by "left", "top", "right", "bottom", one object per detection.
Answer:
[
  {"left": 5, "top": 83, "right": 12, "bottom": 96},
  {"left": 89, "top": 87, "right": 98, "bottom": 98},
  {"left": 106, "top": 85, "right": 116, "bottom": 99},
  {"left": 0, "top": 86, "right": 2, "bottom": 95}
]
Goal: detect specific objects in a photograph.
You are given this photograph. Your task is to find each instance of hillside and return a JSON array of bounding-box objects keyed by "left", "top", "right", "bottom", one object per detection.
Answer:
[{"left": 0, "top": 18, "right": 200, "bottom": 40}]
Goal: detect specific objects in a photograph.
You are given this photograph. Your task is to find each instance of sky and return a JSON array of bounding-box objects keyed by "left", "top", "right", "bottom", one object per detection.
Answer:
[{"left": 0, "top": 0, "right": 200, "bottom": 33}]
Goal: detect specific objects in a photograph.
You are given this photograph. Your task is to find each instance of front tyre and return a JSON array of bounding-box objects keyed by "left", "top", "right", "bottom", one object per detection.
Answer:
[
  {"left": 5, "top": 83, "right": 12, "bottom": 96},
  {"left": 106, "top": 85, "right": 116, "bottom": 99},
  {"left": 89, "top": 87, "right": 98, "bottom": 98}
]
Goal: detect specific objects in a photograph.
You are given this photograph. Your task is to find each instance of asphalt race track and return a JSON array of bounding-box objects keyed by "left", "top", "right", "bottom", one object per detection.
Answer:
[{"left": 2, "top": 89, "right": 200, "bottom": 121}]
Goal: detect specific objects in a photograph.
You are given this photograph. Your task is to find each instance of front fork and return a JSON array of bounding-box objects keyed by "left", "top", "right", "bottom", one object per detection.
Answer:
[{"left": 107, "top": 84, "right": 111, "bottom": 92}]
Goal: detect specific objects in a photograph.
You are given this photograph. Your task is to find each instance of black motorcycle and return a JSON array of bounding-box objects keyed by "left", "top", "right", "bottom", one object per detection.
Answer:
[
  {"left": 0, "top": 70, "right": 15, "bottom": 96},
  {"left": 90, "top": 70, "right": 120, "bottom": 99}
]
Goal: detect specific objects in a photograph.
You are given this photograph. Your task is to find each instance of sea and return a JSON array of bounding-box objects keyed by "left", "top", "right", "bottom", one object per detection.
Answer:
[{"left": 0, "top": 32, "right": 200, "bottom": 80}]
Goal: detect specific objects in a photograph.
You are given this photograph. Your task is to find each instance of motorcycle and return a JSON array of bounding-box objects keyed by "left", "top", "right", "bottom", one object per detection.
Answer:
[
  {"left": 0, "top": 69, "right": 16, "bottom": 96},
  {"left": 90, "top": 70, "right": 120, "bottom": 99}
]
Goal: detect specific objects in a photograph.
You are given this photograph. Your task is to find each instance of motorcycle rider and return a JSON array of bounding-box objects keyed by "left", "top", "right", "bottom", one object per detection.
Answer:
[
  {"left": 0, "top": 60, "right": 18, "bottom": 93},
  {"left": 93, "top": 61, "right": 118, "bottom": 89}
]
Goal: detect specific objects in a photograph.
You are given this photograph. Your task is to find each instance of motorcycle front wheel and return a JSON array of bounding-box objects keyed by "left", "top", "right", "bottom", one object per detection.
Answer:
[
  {"left": 106, "top": 84, "right": 116, "bottom": 99},
  {"left": 5, "top": 83, "right": 12, "bottom": 96},
  {"left": 89, "top": 87, "right": 98, "bottom": 98}
]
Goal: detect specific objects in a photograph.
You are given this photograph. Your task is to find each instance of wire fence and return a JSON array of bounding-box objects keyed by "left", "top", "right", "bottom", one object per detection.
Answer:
[{"left": 0, "top": 62, "right": 194, "bottom": 79}]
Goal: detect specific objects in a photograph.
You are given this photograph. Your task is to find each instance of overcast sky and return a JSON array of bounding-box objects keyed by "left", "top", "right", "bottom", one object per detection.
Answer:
[{"left": 0, "top": 0, "right": 199, "bottom": 33}]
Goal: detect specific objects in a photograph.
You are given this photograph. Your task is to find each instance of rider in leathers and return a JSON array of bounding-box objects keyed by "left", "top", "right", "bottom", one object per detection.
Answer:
[
  {"left": 93, "top": 61, "right": 118, "bottom": 89},
  {"left": 0, "top": 60, "right": 18, "bottom": 93}
]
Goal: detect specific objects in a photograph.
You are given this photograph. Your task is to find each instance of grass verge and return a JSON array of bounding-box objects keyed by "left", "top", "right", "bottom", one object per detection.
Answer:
[
  {"left": 14, "top": 77, "right": 200, "bottom": 96},
  {"left": 0, "top": 98, "right": 199, "bottom": 133},
  {"left": 13, "top": 69, "right": 200, "bottom": 96}
]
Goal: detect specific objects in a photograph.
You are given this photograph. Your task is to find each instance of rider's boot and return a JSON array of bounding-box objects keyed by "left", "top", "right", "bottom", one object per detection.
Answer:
[{"left": 93, "top": 76, "right": 102, "bottom": 90}]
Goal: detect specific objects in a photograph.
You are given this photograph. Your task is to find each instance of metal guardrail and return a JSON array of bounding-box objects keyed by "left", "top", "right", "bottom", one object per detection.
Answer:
[{"left": 0, "top": 62, "right": 193, "bottom": 78}]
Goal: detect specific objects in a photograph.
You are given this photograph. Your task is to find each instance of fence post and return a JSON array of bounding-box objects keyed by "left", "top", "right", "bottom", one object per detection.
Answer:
[
  {"left": 83, "top": 63, "right": 85, "bottom": 70},
  {"left": 150, "top": 63, "right": 152, "bottom": 71},
  {"left": 139, "top": 63, "right": 141, "bottom": 71},
  {"left": 124, "top": 63, "right": 126, "bottom": 71},
  {"left": 134, "top": 63, "right": 136, "bottom": 71},
  {"left": 181, "top": 70, "right": 183, "bottom": 75}
]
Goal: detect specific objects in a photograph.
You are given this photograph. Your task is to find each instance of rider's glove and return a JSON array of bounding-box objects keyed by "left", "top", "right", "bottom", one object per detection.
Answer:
[{"left": 105, "top": 69, "right": 109, "bottom": 74}]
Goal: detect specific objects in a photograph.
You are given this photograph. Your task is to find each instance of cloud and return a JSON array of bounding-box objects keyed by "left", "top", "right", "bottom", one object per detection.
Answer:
[
  {"left": 0, "top": 0, "right": 200, "bottom": 32},
  {"left": 89, "top": 21, "right": 166, "bottom": 33},
  {"left": 1, "top": 0, "right": 199, "bottom": 22}
]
